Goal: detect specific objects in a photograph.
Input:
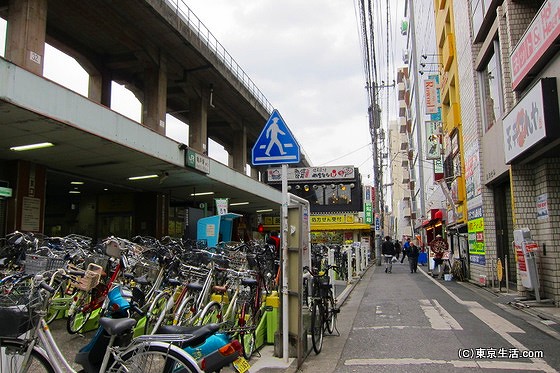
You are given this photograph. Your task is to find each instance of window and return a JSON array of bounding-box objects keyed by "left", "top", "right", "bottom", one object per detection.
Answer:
[{"left": 479, "top": 40, "right": 503, "bottom": 132}]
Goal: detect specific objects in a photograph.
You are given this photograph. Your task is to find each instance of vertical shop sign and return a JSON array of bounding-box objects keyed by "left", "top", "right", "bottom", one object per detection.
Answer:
[
  {"left": 424, "top": 78, "right": 438, "bottom": 114},
  {"left": 428, "top": 74, "right": 441, "bottom": 121},
  {"left": 467, "top": 206, "right": 485, "bottom": 265},
  {"left": 426, "top": 121, "right": 442, "bottom": 160},
  {"left": 363, "top": 185, "right": 373, "bottom": 224}
]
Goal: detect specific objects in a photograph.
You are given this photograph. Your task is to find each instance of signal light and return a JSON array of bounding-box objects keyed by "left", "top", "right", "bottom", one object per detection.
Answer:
[{"left": 257, "top": 224, "right": 264, "bottom": 233}]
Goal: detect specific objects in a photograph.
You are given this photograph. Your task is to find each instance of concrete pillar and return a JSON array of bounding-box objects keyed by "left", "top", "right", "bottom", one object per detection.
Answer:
[
  {"left": 230, "top": 125, "right": 247, "bottom": 173},
  {"left": 6, "top": 0, "right": 47, "bottom": 75},
  {"left": 250, "top": 167, "right": 259, "bottom": 180},
  {"left": 88, "top": 69, "right": 112, "bottom": 107},
  {"left": 188, "top": 89, "right": 209, "bottom": 154},
  {"left": 6, "top": 161, "right": 46, "bottom": 233},
  {"left": 142, "top": 55, "right": 167, "bottom": 135}
]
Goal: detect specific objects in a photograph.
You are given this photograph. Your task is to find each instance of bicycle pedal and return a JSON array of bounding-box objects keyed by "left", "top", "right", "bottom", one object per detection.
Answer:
[{"left": 334, "top": 308, "right": 340, "bottom": 314}]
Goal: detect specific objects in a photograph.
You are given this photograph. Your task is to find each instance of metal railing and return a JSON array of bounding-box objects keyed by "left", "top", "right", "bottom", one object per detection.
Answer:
[{"left": 165, "top": 0, "right": 274, "bottom": 114}]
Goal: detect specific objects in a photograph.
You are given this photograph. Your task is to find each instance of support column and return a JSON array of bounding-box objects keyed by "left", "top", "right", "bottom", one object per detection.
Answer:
[
  {"left": 142, "top": 55, "right": 167, "bottom": 135},
  {"left": 188, "top": 89, "right": 209, "bottom": 154},
  {"left": 6, "top": 0, "right": 47, "bottom": 75},
  {"left": 88, "top": 69, "right": 112, "bottom": 107},
  {"left": 6, "top": 161, "right": 46, "bottom": 233},
  {"left": 229, "top": 125, "right": 247, "bottom": 173}
]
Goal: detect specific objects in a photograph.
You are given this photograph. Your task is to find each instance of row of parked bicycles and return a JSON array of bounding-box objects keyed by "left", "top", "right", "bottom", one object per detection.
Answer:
[{"left": 0, "top": 231, "right": 279, "bottom": 373}]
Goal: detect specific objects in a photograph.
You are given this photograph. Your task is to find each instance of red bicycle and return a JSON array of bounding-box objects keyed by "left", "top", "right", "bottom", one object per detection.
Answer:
[{"left": 66, "top": 238, "right": 128, "bottom": 334}]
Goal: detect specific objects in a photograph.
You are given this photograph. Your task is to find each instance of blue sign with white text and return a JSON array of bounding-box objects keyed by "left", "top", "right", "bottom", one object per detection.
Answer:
[{"left": 252, "top": 110, "right": 300, "bottom": 165}]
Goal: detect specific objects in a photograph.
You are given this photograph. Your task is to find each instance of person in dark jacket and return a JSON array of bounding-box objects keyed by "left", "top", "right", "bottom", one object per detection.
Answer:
[
  {"left": 381, "top": 236, "right": 396, "bottom": 273},
  {"left": 408, "top": 239, "right": 420, "bottom": 273},
  {"left": 394, "top": 239, "right": 402, "bottom": 261}
]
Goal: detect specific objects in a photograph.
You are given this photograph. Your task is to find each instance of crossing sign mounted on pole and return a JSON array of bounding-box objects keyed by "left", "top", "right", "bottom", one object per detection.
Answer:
[{"left": 252, "top": 109, "right": 300, "bottom": 166}]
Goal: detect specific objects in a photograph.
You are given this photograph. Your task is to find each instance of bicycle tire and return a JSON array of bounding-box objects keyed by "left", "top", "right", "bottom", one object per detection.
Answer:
[
  {"left": 0, "top": 338, "right": 55, "bottom": 373},
  {"left": 310, "top": 301, "right": 324, "bottom": 354},
  {"left": 45, "top": 280, "right": 65, "bottom": 324},
  {"left": 325, "top": 296, "right": 336, "bottom": 334},
  {"left": 67, "top": 291, "right": 93, "bottom": 334},
  {"left": 144, "top": 291, "right": 171, "bottom": 334},
  {"left": 197, "top": 301, "right": 222, "bottom": 325},
  {"left": 107, "top": 341, "right": 201, "bottom": 373},
  {"left": 240, "top": 303, "right": 262, "bottom": 360},
  {"left": 174, "top": 296, "right": 196, "bottom": 326}
]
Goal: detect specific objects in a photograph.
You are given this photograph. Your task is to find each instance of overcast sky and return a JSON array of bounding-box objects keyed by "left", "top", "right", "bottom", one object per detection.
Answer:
[
  {"left": 0, "top": 1, "right": 406, "bottom": 185},
  {"left": 185, "top": 0, "right": 405, "bottom": 184}
]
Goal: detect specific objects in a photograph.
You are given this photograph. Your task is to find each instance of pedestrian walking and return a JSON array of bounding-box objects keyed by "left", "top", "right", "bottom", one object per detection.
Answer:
[
  {"left": 381, "top": 236, "right": 396, "bottom": 273},
  {"left": 394, "top": 239, "right": 402, "bottom": 261},
  {"left": 400, "top": 236, "right": 411, "bottom": 263},
  {"left": 408, "top": 239, "right": 420, "bottom": 273}
]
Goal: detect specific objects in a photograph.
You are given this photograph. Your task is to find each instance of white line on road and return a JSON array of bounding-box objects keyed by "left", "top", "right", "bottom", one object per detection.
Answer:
[
  {"left": 418, "top": 269, "right": 556, "bottom": 372},
  {"left": 345, "top": 357, "right": 553, "bottom": 371},
  {"left": 419, "top": 298, "right": 463, "bottom": 330}
]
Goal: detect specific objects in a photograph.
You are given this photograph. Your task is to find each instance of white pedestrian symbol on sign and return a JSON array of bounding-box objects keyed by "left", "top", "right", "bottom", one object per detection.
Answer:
[
  {"left": 252, "top": 109, "right": 300, "bottom": 165},
  {"left": 265, "top": 118, "right": 287, "bottom": 156}
]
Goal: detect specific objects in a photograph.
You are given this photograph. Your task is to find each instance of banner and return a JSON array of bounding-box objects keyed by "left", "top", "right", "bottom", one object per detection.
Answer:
[
  {"left": 215, "top": 198, "right": 229, "bottom": 215},
  {"left": 426, "top": 121, "right": 442, "bottom": 160}
]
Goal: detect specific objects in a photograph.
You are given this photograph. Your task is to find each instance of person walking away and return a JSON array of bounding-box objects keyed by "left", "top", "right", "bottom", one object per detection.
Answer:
[
  {"left": 408, "top": 240, "right": 420, "bottom": 273},
  {"left": 394, "top": 239, "right": 402, "bottom": 261},
  {"left": 401, "top": 237, "right": 411, "bottom": 263},
  {"left": 381, "top": 236, "right": 396, "bottom": 273}
]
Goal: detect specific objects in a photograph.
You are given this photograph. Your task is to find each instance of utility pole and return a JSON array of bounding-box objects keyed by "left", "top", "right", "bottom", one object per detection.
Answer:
[{"left": 366, "top": 81, "right": 395, "bottom": 266}]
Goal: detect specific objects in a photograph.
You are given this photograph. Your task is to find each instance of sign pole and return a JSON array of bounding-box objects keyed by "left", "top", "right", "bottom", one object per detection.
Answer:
[{"left": 281, "top": 163, "right": 289, "bottom": 362}]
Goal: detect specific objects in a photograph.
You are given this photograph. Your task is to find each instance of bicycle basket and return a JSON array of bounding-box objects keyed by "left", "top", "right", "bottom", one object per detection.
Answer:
[
  {"left": 0, "top": 282, "right": 42, "bottom": 337},
  {"left": 69, "top": 263, "right": 103, "bottom": 291},
  {"left": 24, "top": 254, "right": 66, "bottom": 275}
]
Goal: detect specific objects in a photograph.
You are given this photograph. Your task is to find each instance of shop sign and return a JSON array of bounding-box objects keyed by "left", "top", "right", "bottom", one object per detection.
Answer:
[
  {"left": 511, "top": 0, "right": 560, "bottom": 90},
  {"left": 503, "top": 78, "right": 560, "bottom": 164},
  {"left": 267, "top": 166, "right": 355, "bottom": 182},
  {"left": 185, "top": 149, "right": 210, "bottom": 174},
  {"left": 424, "top": 78, "right": 438, "bottom": 114},
  {"left": 468, "top": 206, "right": 486, "bottom": 266},
  {"left": 0, "top": 186, "right": 12, "bottom": 197},
  {"left": 429, "top": 75, "right": 441, "bottom": 121},
  {"left": 425, "top": 121, "right": 442, "bottom": 160},
  {"left": 311, "top": 215, "right": 354, "bottom": 224},
  {"left": 264, "top": 216, "right": 281, "bottom": 225},
  {"left": 364, "top": 202, "right": 373, "bottom": 224}
]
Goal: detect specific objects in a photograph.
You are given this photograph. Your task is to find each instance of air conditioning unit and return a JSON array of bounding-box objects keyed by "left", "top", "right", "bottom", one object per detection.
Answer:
[{"left": 402, "top": 50, "right": 409, "bottom": 64}]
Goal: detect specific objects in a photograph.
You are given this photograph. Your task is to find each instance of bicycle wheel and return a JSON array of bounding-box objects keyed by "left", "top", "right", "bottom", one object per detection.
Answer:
[
  {"left": 0, "top": 338, "right": 55, "bottom": 373},
  {"left": 67, "top": 291, "right": 93, "bottom": 334},
  {"left": 240, "top": 303, "right": 262, "bottom": 360},
  {"left": 45, "top": 282, "right": 65, "bottom": 324},
  {"left": 174, "top": 296, "right": 196, "bottom": 326},
  {"left": 108, "top": 342, "right": 201, "bottom": 373},
  {"left": 325, "top": 296, "right": 337, "bottom": 334},
  {"left": 197, "top": 301, "right": 221, "bottom": 325},
  {"left": 144, "top": 291, "right": 171, "bottom": 334},
  {"left": 310, "top": 301, "right": 324, "bottom": 354}
]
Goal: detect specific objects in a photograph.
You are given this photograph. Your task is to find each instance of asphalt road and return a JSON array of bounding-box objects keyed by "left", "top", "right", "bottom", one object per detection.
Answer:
[{"left": 283, "top": 262, "right": 560, "bottom": 373}]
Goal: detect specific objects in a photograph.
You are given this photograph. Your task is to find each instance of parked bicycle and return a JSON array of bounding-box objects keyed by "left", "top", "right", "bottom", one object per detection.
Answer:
[
  {"left": 0, "top": 273, "right": 245, "bottom": 373},
  {"left": 303, "top": 264, "right": 340, "bottom": 354}
]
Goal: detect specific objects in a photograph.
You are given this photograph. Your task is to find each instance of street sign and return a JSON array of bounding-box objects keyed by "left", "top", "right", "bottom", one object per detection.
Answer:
[{"left": 252, "top": 109, "right": 300, "bottom": 165}]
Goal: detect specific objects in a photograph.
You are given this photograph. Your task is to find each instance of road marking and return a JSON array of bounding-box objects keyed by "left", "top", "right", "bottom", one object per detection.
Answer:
[
  {"left": 419, "top": 299, "right": 463, "bottom": 330},
  {"left": 419, "top": 269, "right": 556, "bottom": 373},
  {"left": 345, "top": 358, "right": 553, "bottom": 371}
]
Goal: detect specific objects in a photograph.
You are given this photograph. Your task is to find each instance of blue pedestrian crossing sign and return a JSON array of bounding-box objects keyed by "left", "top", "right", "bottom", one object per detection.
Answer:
[{"left": 252, "top": 109, "right": 300, "bottom": 165}]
